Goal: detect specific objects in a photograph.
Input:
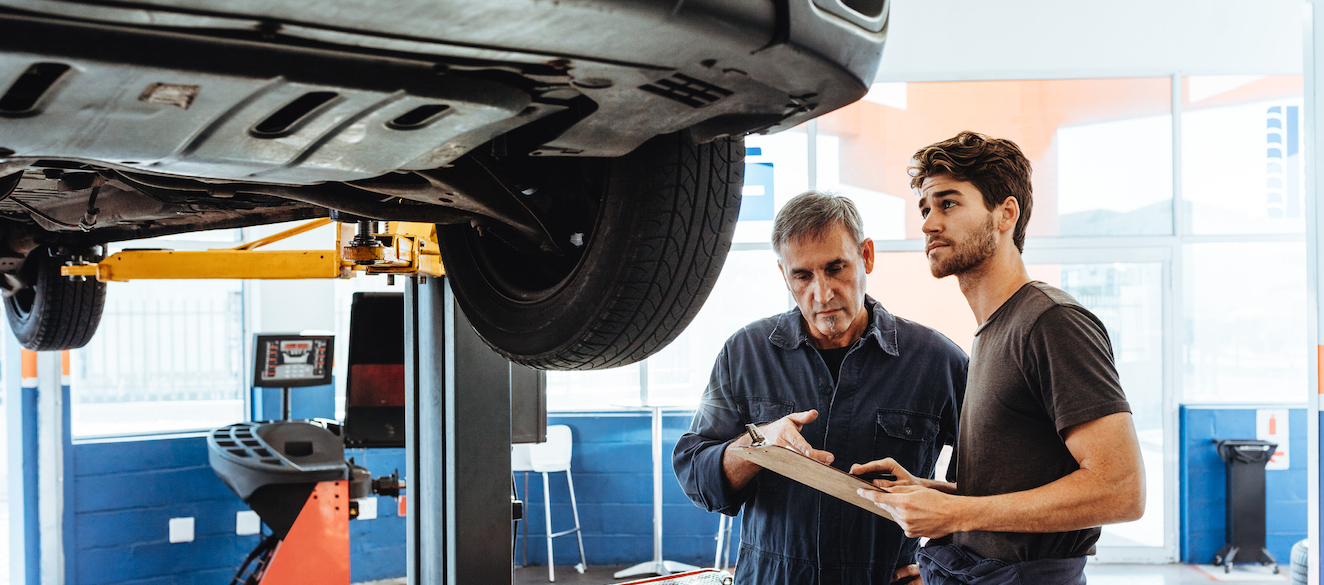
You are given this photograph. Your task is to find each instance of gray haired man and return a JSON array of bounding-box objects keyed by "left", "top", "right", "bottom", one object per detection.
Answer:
[{"left": 674, "top": 190, "right": 969, "bottom": 584}]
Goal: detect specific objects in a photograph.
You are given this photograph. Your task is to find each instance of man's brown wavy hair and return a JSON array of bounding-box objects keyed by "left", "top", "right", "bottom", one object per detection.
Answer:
[{"left": 908, "top": 131, "right": 1033, "bottom": 253}]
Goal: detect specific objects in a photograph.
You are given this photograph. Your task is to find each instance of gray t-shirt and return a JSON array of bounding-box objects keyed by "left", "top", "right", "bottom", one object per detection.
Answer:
[{"left": 949, "top": 282, "right": 1131, "bottom": 562}]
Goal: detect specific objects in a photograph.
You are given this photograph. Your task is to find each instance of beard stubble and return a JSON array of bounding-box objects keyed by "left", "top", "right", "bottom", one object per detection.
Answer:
[{"left": 930, "top": 214, "right": 999, "bottom": 278}]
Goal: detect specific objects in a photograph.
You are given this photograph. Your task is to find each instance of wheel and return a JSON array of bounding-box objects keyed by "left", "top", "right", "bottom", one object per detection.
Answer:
[
  {"left": 439, "top": 131, "right": 743, "bottom": 370},
  {"left": 4, "top": 246, "right": 107, "bottom": 350},
  {"left": 1291, "top": 539, "right": 1308, "bottom": 585}
]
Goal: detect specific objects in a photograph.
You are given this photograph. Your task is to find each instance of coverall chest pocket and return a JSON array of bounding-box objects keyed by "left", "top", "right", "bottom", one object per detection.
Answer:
[
  {"left": 747, "top": 398, "right": 794, "bottom": 491},
  {"left": 873, "top": 410, "right": 941, "bottom": 480},
  {"left": 747, "top": 397, "right": 794, "bottom": 426}
]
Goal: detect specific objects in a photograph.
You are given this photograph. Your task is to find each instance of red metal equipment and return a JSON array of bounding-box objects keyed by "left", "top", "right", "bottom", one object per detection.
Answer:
[{"left": 253, "top": 480, "right": 351, "bottom": 585}]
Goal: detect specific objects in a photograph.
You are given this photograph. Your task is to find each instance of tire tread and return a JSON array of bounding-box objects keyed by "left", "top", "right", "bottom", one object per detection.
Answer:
[
  {"left": 5, "top": 249, "right": 107, "bottom": 351},
  {"left": 522, "top": 133, "right": 742, "bottom": 370}
]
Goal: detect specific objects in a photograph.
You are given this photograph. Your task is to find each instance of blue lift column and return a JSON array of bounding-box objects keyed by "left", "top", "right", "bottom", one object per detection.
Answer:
[
  {"left": 405, "top": 276, "right": 514, "bottom": 585},
  {"left": 5, "top": 344, "right": 39, "bottom": 585},
  {"left": 5, "top": 345, "right": 72, "bottom": 585}
]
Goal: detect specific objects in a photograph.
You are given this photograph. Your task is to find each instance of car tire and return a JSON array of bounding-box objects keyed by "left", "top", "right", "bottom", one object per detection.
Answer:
[
  {"left": 439, "top": 131, "right": 743, "bottom": 370},
  {"left": 1290, "top": 539, "right": 1307, "bottom": 584},
  {"left": 4, "top": 247, "right": 107, "bottom": 351}
]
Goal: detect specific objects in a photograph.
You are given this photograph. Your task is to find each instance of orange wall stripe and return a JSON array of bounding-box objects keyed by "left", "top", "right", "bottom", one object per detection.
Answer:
[
  {"left": 61, "top": 351, "right": 70, "bottom": 376},
  {"left": 21, "top": 349, "right": 36, "bottom": 379},
  {"left": 1319, "top": 345, "right": 1323, "bottom": 394}
]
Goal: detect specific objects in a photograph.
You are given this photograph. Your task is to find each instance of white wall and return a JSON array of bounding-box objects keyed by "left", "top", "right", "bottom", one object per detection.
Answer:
[
  {"left": 242, "top": 222, "right": 339, "bottom": 334},
  {"left": 876, "top": 0, "right": 1305, "bottom": 81},
  {"left": 248, "top": 280, "right": 337, "bottom": 333}
]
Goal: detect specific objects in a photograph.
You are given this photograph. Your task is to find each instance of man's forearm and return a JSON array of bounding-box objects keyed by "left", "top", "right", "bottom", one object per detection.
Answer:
[
  {"left": 956, "top": 412, "right": 1145, "bottom": 533},
  {"left": 863, "top": 415, "right": 1145, "bottom": 539},
  {"left": 920, "top": 478, "right": 957, "bottom": 494},
  {"left": 953, "top": 464, "right": 1144, "bottom": 533},
  {"left": 716, "top": 410, "right": 838, "bottom": 493},
  {"left": 721, "top": 435, "right": 761, "bottom": 491}
]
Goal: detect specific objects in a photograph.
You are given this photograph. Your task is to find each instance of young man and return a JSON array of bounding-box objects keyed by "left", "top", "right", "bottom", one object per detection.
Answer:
[
  {"left": 674, "top": 191, "right": 968, "bottom": 584},
  {"left": 853, "top": 131, "right": 1146, "bottom": 584}
]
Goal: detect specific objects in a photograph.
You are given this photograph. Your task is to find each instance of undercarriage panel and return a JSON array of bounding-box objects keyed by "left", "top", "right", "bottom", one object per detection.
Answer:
[{"left": 0, "top": 16, "right": 542, "bottom": 185}]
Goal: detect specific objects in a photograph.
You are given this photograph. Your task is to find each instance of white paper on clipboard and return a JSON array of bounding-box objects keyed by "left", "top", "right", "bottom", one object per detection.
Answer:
[{"left": 732, "top": 443, "right": 894, "bottom": 521}]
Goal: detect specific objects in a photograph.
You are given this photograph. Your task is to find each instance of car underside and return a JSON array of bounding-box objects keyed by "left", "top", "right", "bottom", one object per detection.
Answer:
[{"left": 0, "top": 0, "right": 887, "bottom": 368}]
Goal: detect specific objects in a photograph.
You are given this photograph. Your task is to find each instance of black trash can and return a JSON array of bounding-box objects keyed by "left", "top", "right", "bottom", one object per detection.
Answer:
[{"left": 1212, "top": 439, "right": 1279, "bottom": 574}]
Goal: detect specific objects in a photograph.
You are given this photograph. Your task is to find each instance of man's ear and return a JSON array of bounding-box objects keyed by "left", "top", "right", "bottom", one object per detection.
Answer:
[
  {"left": 999, "top": 197, "right": 1020, "bottom": 233},
  {"left": 777, "top": 261, "right": 791, "bottom": 291},
  {"left": 861, "top": 238, "right": 875, "bottom": 274}
]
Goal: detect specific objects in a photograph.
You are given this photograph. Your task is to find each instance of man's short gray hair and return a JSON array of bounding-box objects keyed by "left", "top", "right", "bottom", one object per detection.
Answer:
[{"left": 771, "top": 190, "right": 866, "bottom": 257}]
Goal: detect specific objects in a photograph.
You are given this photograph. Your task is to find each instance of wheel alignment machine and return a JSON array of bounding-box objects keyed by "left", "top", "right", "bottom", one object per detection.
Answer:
[{"left": 66, "top": 220, "right": 537, "bottom": 585}]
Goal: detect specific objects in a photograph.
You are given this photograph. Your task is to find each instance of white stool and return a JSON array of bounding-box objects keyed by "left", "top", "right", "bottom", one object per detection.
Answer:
[{"left": 511, "top": 425, "right": 587, "bottom": 582}]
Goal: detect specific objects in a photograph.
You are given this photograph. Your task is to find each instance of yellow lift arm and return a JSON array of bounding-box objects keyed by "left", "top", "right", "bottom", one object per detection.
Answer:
[{"left": 61, "top": 219, "right": 444, "bottom": 282}]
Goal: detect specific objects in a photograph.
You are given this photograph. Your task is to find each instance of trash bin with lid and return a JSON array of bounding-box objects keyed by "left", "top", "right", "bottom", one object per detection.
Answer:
[{"left": 1212, "top": 439, "right": 1279, "bottom": 574}]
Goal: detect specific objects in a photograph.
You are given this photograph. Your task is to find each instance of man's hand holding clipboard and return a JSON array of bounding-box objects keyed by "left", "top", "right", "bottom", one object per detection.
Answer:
[{"left": 730, "top": 423, "right": 902, "bottom": 521}]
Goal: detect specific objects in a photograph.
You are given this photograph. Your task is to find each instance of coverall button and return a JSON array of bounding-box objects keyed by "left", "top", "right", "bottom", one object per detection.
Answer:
[{"left": 904, "top": 426, "right": 912, "bottom": 436}]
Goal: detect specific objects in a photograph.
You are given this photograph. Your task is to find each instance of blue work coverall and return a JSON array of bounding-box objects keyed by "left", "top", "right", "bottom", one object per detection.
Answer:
[{"left": 673, "top": 297, "right": 968, "bottom": 584}]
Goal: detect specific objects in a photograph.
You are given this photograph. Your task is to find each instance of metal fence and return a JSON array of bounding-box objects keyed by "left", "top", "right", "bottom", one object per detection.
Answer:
[{"left": 73, "top": 291, "right": 245, "bottom": 404}]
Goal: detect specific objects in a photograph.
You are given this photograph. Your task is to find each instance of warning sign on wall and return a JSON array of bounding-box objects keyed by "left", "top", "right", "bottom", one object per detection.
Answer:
[{"left": 1256, "top": 409, "right": 1289, "bottom": 470}]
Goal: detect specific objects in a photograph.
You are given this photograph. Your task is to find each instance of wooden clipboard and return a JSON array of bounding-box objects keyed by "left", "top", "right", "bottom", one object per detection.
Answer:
[{"left": 732, "top": 443, "right": 894, "bottom": 521}]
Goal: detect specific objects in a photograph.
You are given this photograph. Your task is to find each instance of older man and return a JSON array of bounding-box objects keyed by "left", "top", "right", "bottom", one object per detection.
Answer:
[{"left": 673, "top": 190, "right": 968, "bottom": 584}]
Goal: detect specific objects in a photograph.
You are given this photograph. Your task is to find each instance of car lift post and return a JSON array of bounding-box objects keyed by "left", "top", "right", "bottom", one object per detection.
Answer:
[{"left": 405, "top": 275, "right": 513, "bottom": 585}]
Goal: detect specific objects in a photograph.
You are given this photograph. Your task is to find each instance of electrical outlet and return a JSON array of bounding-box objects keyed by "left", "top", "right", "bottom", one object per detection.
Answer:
[
  {"left": 236, "top": 510, "right": 261, "bottom": 535},
  {"left": 168, "top": 517, "right": 194, "bottom": 543}
]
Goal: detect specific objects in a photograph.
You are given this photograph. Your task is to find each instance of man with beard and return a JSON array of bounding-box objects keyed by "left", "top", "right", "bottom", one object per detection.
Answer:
[
  {"left": 674, "top": 191, "right": 968, "bottom": 584},
  {"left": 853, "top": 131, "right": 1145, "bottom": 584}
]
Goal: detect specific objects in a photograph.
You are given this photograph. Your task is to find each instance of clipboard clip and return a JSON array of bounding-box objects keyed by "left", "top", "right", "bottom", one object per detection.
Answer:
[{"left": 745, "top": 423, "right": 766, "bottom": 447}]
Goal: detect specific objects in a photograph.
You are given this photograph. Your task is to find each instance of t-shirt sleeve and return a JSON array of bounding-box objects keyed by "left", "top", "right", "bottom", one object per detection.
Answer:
[{"left": 1025, "top": 305, "right": 1132, "bottom": 435}]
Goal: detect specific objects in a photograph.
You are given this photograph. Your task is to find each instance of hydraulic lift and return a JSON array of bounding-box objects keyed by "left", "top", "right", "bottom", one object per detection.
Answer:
[
  {"left": 67, "top": 220, "right": 731, "bottom": 585},
  {"left": 61, "top": 218, "right": 444, "bottom": 282},
  {"left": 65, "top": 220, "right": 529, "bottom": 584}
]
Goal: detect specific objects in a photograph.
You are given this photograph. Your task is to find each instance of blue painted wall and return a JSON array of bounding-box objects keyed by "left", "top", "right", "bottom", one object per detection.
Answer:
[
  {"left": 73, "top": 405, "right": 1315, "bottom": 580},
  {"left": 71, "top": 436, "right": 260, "bottom": 585},
  {"left": 1180, "top": 406, "right": 1307, "bottom": 565},
  {"left": 251, "top": 384, "right": 336, "bottom": 422},
  {"left": 514, "top": 411, "right": 739, "bottom": 568},
  {"left": 67, "top": 410, "right": 733, "bottom": 584},
  {"left": 68, "top": 436, "right": 406, "bottom": 585},
  {"left": 344, "top": 447, "right": 407, "bottom": 582}
]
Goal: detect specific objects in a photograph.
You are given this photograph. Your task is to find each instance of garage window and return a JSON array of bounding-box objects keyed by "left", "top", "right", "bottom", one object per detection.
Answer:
[
  {"left": 642, "top": 249, "right": 791, "bottom": 407},
  {"left": 70, "top": 233, "right": 247, "bottom": 438}
]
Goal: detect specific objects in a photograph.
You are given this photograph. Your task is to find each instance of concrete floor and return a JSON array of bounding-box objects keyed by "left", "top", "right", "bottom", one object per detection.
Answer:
[
  {"left": 1086, "top": 563, "right": 1288, "bottom": 584},
  {"left": 357, "top": 562, "right": 1294, "bottom": 585}
]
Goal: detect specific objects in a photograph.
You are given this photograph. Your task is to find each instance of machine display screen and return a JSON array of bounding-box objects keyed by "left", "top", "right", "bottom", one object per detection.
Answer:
[{"left": 252, "top": 334, "right": 334, "bottom": 388}]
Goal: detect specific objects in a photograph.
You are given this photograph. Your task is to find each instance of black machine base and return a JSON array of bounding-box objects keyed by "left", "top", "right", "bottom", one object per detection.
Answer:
[
  {"left": 1212, "top": 439, "right": 1281, "bottom": 575},
  {"left": 1213, "top": 545, "right": 1279, "bottom": 574}
]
